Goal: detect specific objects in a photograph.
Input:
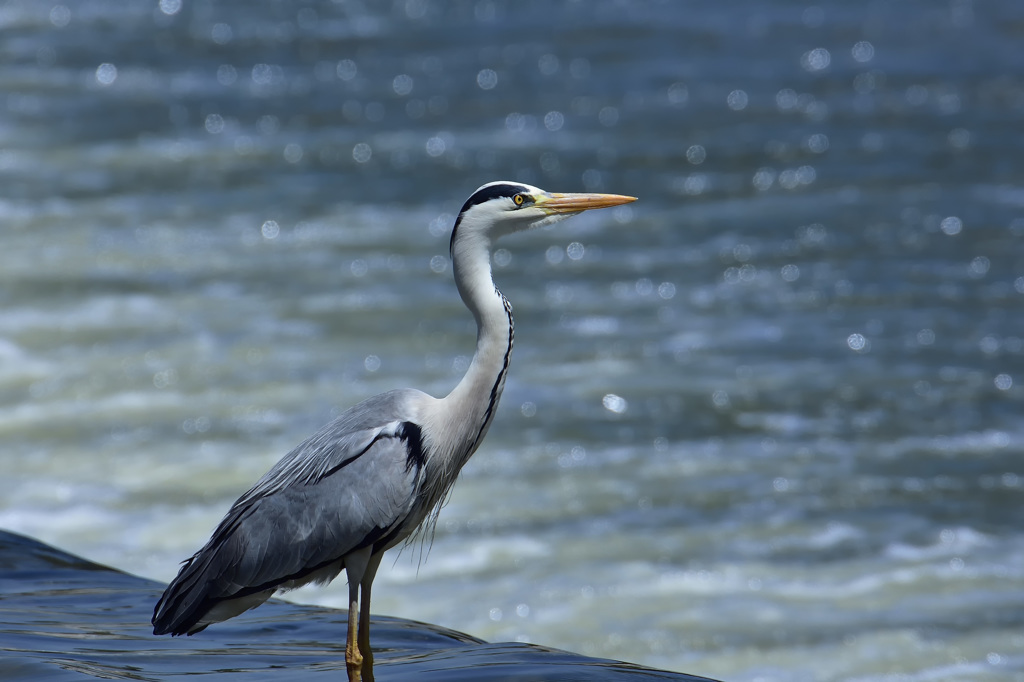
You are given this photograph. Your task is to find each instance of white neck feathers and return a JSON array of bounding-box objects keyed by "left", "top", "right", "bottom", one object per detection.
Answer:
[{"left": 425, "top": 213, "right": 514, "bottom": 480}]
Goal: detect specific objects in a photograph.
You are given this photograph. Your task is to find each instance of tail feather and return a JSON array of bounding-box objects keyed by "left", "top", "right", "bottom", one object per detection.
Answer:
[
  {"left": 151, "top": 500, "right": 305, "bottom": 635},
  {"left": 152, "top": 554, "right": 213, "bottom": 635},
  {"left": 152, "top": 494, "right": 266, "bottom": 635}
]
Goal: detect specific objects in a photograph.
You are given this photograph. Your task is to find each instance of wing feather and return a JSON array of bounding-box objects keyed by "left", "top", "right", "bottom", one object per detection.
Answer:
[{"left": 152, "top": 389, "right": 430, "bottom": 635}]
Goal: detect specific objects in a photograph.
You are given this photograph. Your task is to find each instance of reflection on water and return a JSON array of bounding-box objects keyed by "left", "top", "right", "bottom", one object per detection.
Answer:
[{"left": 2, "top": 1, "right": 1024, "bottom": 681}]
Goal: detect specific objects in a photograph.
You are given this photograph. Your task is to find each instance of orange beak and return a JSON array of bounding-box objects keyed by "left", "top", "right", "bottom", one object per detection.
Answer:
[{"left": 535, "top": 192, "right": 637, "bottom": 214}]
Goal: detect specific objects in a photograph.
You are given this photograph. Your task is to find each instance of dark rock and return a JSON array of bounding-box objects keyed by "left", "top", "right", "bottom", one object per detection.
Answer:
[{"left": 0, "top": 529, "right": 719, "bottom": 681}]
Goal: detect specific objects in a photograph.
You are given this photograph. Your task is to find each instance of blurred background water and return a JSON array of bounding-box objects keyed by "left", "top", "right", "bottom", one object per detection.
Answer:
[{"left": 2, "top": 1, "right": 1024, "bottom": 680}]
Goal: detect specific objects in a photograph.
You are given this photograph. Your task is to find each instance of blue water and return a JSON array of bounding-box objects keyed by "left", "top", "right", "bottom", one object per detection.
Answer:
[
  {"left": 2, "top": 1, "right": 1023, "bottom": 680},
  {"left": 0, "top": 529, "right": 711, "bottom": 680}
]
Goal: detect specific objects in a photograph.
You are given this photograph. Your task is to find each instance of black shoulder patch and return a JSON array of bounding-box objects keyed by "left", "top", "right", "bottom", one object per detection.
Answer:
[{"left": 399, "top": 421, "right": 427, "bottom": 470}]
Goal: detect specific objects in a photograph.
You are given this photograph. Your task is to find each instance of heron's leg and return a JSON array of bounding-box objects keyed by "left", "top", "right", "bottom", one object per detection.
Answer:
[
  {"left": 345, "top": 578, "right": 362, "bottom": 681},
  {"left": 344, "top": 547, "right": 373, "bottom": 682},
  {"left": 358, "top": 552, "right": 384, "bottom": 673}
]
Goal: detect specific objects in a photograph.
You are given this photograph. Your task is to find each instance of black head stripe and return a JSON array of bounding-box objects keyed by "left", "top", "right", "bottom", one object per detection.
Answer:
[
  {"left": 450, "top": 183, "right": 531, "bottom": 255},
  {"left": 458, "top": 183, "right": 531, "bottom": 214}
]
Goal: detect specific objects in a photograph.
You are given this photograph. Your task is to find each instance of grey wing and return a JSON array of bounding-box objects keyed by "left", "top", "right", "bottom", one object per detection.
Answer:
[{"left": 152, "top": 390, "right": 429, "bottom": 635}]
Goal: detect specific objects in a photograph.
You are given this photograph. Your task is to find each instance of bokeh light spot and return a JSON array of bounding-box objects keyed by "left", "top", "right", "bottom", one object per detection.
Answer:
[
  {"left": 476, "top": 69, "right": 498, "bottom": 90},
  {"left": 941, "top": 216, "right": 962, "bottom": 236},
  {"left": 851, "top": 41, "right": 875, "bottom": 63},
  {"left": 544, "top": 111, "right": 564, "bottom": 131},
  {"left": 801, "top": 48, "right": 831, "bottom": 72},
  {"left": 159, "top": 0, "right": 182, "bottom": 16},
  {"left": 602, "top": 394, "right": 628, "bottom": 414},
  {"left": 392, "top": 74, "right": 414, "bottom": 96},
  {"left": 95, "top": 63, "right": 118, "bottom": 86},
  {"left": 847, "top": 333, "right": 869, "bottom": 352},
  {"left": 352, "top": 143, "right": 372, "bottom": 163},
  {"left": 727, "top": 89, "right": 749, "bottom": 110}
]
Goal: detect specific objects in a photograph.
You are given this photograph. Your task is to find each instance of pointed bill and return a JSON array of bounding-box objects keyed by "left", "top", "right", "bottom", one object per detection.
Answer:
[{"left": 535, "top": 192, "right": 637, "bottom": 214}]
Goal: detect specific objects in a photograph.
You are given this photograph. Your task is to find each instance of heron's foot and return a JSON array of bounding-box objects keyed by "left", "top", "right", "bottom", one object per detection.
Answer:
[{"left": 345, "top": 642, "right": 363, "bottom": 682}]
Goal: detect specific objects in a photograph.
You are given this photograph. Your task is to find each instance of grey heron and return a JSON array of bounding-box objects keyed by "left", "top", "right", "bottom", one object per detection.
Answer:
[{"left": 151, "top": 181, "right": 637, "bottom": 680}]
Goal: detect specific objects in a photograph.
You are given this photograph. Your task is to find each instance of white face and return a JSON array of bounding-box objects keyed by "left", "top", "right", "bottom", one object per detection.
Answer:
[
  {"left": 450, "top": 181, "right": 637, "bottom": 254},
  {"left": 461, "top": 181, "right": 636, "bottom": 237},
  {"left": 497, "top": 184, "right": 579, "bottom": 232}
]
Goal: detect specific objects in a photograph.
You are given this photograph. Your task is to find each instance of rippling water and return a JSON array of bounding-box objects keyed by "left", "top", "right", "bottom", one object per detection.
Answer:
[
  {"left": 2, "top": 1, "right": 1024, "bottom": 680},
  {"left": 0, "top": 530, "right": 709, "bottom": 681}
]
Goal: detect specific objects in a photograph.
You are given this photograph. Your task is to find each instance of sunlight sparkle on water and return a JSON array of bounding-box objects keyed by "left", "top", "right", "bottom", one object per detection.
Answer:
[
  {"left": 477, "top": 69, "right": 498, "bottom": 90},
  {"left": 602, "top": 394, "right": 628, "bottom": 414},
  {"left": 95, "top": 63, "right": 117, "bottom": 86}
]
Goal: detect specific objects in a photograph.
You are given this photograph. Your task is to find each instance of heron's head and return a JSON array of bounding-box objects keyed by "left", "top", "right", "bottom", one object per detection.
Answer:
[{"left": 450, "top": 181, "right": 636, "bottom": 255}]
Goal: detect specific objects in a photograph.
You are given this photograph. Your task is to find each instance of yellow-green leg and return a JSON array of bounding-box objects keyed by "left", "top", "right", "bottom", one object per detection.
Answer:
[
  {"left": 357, "top": 554, "right": 383, "bottom": 681},
  {"left": 345, "top": 579, "right": 363, "bottom": 682}
]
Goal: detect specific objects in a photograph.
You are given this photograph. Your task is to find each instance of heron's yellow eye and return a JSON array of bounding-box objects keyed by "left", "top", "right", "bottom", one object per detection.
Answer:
[{"left": 513, "top": 194, "right": 525, "bottom": 206}]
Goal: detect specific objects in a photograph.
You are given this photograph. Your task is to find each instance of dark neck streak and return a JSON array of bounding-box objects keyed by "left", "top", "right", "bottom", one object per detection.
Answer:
[{"left": 468, "top": 289, "right": 513, "bottom": 453}]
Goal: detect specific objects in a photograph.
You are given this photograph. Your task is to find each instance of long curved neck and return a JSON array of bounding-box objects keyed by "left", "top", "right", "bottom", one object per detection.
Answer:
[{"left": 438, "top": 227, "right": 514, "bottom": 464}]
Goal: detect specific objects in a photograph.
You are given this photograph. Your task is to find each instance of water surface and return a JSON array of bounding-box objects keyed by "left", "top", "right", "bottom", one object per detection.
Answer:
[
  {"left": 2, "top": 1, "right": 1023, "bottom": 680},
  {"left": 0, "top": 530, "right": 712, "bottom": 681}
]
